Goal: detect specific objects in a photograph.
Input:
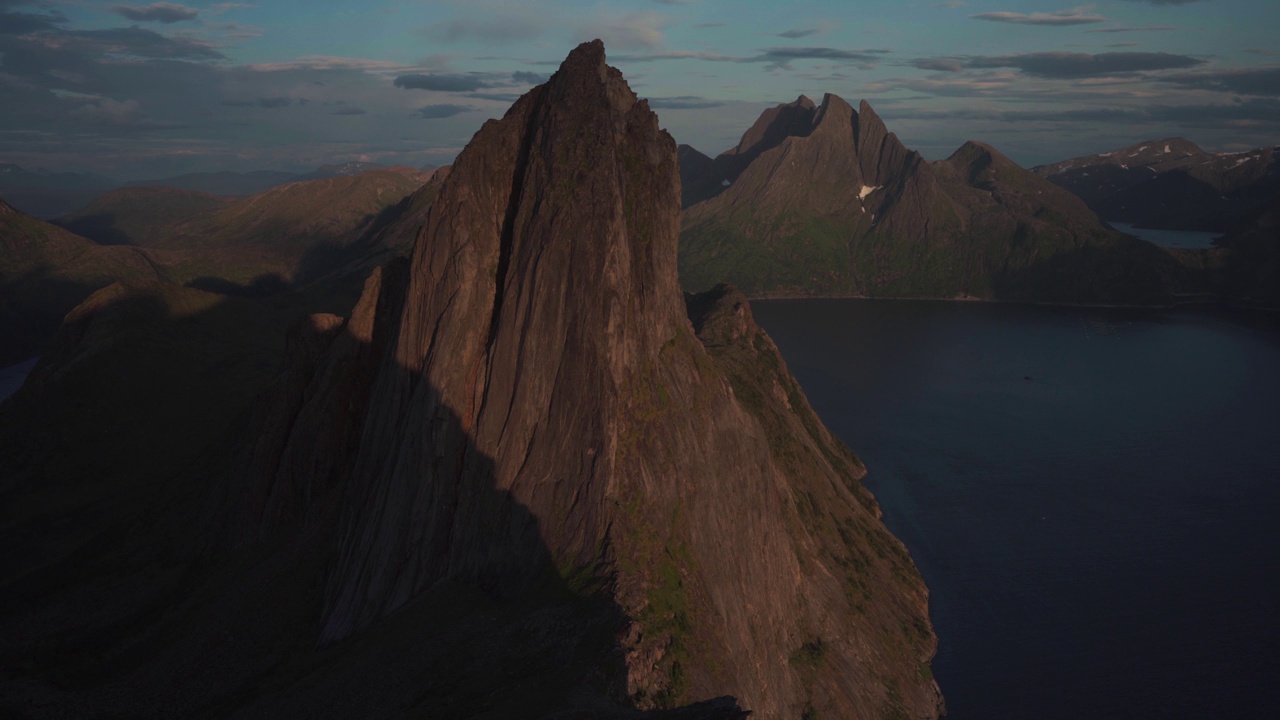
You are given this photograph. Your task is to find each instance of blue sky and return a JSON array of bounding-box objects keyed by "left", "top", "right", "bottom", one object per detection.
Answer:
[{"left": 1, "top": 0, "right": 1277, "bottom": 178}]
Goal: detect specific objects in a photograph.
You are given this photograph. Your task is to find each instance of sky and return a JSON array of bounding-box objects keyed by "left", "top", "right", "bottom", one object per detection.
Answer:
[{"left": 1, "top": 0, "right": 1277, "bottom": 179}]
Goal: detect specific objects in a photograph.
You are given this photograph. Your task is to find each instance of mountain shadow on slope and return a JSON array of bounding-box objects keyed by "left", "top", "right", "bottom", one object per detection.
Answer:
[{"left": 0, "top": 280, "right": 747, "bottom": 720}]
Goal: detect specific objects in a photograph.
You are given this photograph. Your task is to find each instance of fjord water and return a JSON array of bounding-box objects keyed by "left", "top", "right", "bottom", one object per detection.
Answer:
[
  {"left": 753, "top": 299, "right": 1280, "bottom": 719},
  {"left": 0, "top": 356, "right": 37, "bottom": 404},
  {"left": 1109, "top": 221, "right": 1222, "bottom": 249}
]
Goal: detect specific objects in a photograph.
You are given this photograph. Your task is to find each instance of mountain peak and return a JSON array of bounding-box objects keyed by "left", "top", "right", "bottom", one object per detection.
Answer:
[
  {"left": 812, "top": 92, "right": 855, "bottom": 131},
  {"left": 851, "top": 97, "right": 915, "bottom": 186},
  {"left": 561, "top": 37, "right": 606, "bottom": 72},
  {"left": 722, "top": 94, "right": 819, "bottom": 163}
]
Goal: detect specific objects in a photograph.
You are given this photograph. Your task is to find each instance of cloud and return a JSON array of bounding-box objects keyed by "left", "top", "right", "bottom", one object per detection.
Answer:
[
  {"left": 68, "top": 27, "right": 224, "bottom": 60},
  {"left": 610, "top": 46, "right": 890, "bottom": 69},
  {"left": 694, "top": 22, "right": 726, "bottom": 28},
  {"left": 414, "top": 103, "right": 472, "bottom": 119},
  {"left": 935, "top": 1, "right": 965, "bottom": 6},
  {"left": 208, "top": 2, "right": 256, "bottom": 14},
  {"left": 511, "top": 71, "right": 546, "bottom": 85},
  {"left": 609, "top": 50, "right": 738, "bottom": 63},
  {"left": 66, "top": 96, "right": 184, "bottom": 130},
  {"left": 749, "top": 46, "right": 890, "bottom": 69},
  {"left": 646, "top": 95, "right": 726, "bottom": 109},
  {"left": 910, "top": 58, "right": 965, "bottom": 72},
  {"left": 247, "top": 56, "right": 409, "bottom": 72},
  {"left": 776, "top": 28, "right": 820, "bottom": 39},
  {"left": 970, "top": 9, "right": 1105, "bottom": 26},
  {"left": 878, "top": 98, "right": 1280, "bottom": 128},
  {"left": 1163, "top": 67, "right": 1280, "bottom": 97},
  {"left": 0, "top": 9, "right": 67, "bottom": 34},
  {"left": 1085, "top": 26, "right": 1176, "bottom": 33},
  {"left": 423, "top": 13, "right": 547, "bottom": 43},
  {"left": 466, "top": 91, "right": 521, "bottom": 102},
  {"left": 68, "top": 97, "right": 143, "bottom": 126},
  {"left": 331, "top": 106, "right": 366, "bottom": 115},
  {"left": 111, "top": 3, "right": 199, "bottom": 23},
  {"left": 967, "top": 51, "right": 1205, "bottom": 78},
  {"left": 584, "top": 10, "right": 669, "bottom": 50},
  {"left": 394, "top": 73, "right": 489, "bottom": 92},
  {"left": 221, "top": 96, "right": 292, "bottom": 108}
]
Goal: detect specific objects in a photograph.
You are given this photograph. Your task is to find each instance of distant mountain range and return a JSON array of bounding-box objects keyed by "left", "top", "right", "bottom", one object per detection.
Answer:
[
  {"left": 0, "top": 164, "right": 117, "bottom": 220},
  {"left": 0, "top": 161, "right": 423, "bottom": 219},
  {"left": 1032, "top": 138, "right": 1280, "bottom": 231},
  {"left": 678, "top": 94, "right": 1187, "bottom": 305}
]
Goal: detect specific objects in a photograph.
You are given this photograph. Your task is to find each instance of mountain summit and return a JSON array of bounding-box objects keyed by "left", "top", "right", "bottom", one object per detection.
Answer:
[{"left": 1, "top": 41, "right": 942, "bottom": 719}]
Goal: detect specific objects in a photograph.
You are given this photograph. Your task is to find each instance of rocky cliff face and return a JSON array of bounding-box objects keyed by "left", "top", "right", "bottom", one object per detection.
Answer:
[
  {"left": 0, "top": 41, "right": 942, "bottom": 719},
  {"left": 679, "top": 94, "right": 1189, "bottom": 304},
  {"left": 240, "top": 41, "right": 940, "bottom": 717}
]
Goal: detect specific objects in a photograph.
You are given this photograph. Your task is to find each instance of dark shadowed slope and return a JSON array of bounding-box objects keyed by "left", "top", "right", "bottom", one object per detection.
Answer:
[
  {"left": 0, "top": 42, "right": 941, "bottom": 719},
  {"left": 1033, "top": 139, "right": 1280, "bottom": 231},
  {"left": 1214, "top": 194, "right": 1280, "bottom": 307},
  {"left": 679, "top": 94, "right": 1187, "bottom": 304},
  {"left": 0, "top": 197, "right": 162, "bottom": 364}
]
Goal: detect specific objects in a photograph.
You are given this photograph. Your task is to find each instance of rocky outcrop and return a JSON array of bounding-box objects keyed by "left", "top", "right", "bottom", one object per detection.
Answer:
[{"left": 679, "top": 94, "right": 1190, "bottom": 304}]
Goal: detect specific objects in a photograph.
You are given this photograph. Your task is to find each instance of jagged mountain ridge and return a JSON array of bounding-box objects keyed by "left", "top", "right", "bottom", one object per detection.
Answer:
[
  {"left": 0, "top": 41, "right": 941, "bottom": 719},
  {"left": 1033, "top": 138, "right": 1280, "bottom": 230},
  {"left": 679, "top": 93, "right": 1186, "bottom": 304}
]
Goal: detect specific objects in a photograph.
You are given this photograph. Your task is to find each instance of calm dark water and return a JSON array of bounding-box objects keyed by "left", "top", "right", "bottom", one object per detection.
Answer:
[
  {"left": 0, "top": 356, "right": 38, "bottom": 404},
  {"left": 1110, "top": 222, "right": 1222, "bottom": 249},
  {"left": 754, "top": 299, "right": 1280, "bottom": 720}
]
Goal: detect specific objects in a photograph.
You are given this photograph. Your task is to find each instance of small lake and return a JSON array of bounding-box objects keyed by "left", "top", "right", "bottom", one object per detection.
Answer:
[
  {"left": 1109, "top": 221, "right": 1222, "bottom": 249},
  {"left": 0, "top": 356, "right": 38, "bottom": 404},
  {"left": 753, "top": 299, "right": 1280, "bottom": 720}
]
